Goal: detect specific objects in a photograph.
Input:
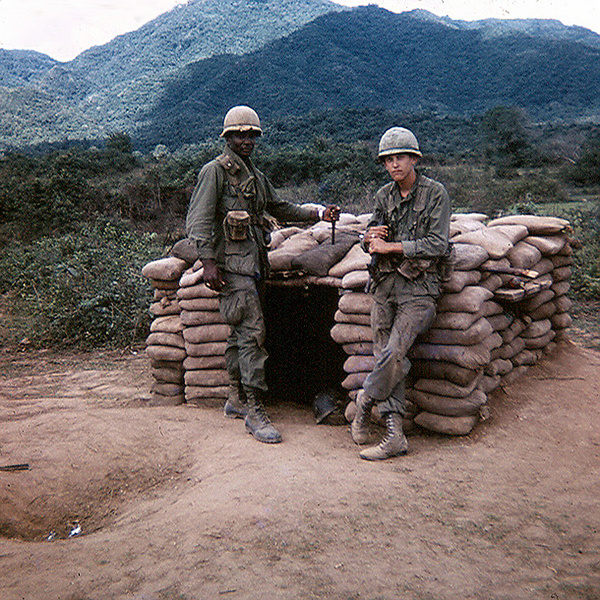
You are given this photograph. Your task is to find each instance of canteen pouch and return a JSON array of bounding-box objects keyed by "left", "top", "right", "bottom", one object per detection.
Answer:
[{"left": 224, "top": 210, "right": 251, "bottom": 242}]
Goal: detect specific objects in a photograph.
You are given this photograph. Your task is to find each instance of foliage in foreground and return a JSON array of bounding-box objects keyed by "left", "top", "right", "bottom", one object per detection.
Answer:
[{"left": 0, "top": 219, "right": 162, "bottom": 349}]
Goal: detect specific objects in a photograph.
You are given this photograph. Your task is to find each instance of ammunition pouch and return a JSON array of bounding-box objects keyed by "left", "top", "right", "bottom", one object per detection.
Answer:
[{"left": 224, "top": 210, "right": 251, "bottom": 242}]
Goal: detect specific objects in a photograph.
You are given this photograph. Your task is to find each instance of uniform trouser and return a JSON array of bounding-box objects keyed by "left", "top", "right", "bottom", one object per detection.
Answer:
[
  {"left": 362, "top": 275, "right": 436, "bottom": 417},
  {"left": 218, "top": 272, "right": 268, "bottom": 392}
]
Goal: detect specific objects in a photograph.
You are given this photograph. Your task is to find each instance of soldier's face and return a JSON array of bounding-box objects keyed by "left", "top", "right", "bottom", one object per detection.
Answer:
[
  {"left": 227, "top": 131, "right": 259, "bottom": 158},
  {"left": 383, "top": 153, "right": 418, "bottom": 183}
]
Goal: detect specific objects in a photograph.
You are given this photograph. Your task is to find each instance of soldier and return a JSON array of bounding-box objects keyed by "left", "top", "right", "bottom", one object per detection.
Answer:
[
  {"left": 186, "top": 105, "right": 339, "bottom": 444},
  {"left": 351, "top": 127, "right": 451, "bottom": 460}
]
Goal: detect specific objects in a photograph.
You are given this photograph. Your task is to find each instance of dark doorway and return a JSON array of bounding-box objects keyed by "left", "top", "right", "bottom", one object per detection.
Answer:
[{"left": 265, "top": 283, "right": 347, "bottom": 406}]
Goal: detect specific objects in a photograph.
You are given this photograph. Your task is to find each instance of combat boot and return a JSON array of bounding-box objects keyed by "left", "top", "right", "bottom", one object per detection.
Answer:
[
  {"left": 223, "top": 381, "right": 248, "bottom": 419},
  {"left": 351, "top": 389, "right": 376, "bottom": 445},
  {"left": 359, "top": 413, "right": 408, "bottom": 461},
  {"left": 243, "top": 388, "right": 282, "bottom": 444}
]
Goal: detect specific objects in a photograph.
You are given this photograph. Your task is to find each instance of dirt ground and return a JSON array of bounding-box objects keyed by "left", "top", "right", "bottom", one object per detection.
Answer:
[{"left": 0, "top": 339, "right": 599, "bottom": 600}]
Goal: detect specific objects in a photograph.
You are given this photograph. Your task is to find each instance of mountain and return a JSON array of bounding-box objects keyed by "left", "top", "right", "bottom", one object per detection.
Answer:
[
  {"left": 139, "top": 6, "right": 600, "bottom": 148},
  {"left": 0, "top": 0, "right": 345, "bottom": 149},
  {"left": 1, "top": 3, "right": 600, "bottom": 150}
]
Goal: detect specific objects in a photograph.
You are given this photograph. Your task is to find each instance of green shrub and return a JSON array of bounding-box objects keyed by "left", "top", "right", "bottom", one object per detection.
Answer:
[{"left": 0, "top": 218, "right": 163, "bottom": 349}]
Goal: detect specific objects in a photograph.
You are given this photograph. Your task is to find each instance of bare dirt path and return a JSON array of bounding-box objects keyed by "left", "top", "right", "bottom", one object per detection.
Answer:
[{"left": 0, "top": 341, "right": 599, "bottom": 600}]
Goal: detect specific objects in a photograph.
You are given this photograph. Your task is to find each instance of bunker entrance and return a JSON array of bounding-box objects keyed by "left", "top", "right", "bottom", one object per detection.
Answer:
[{"left": 265, "top": 283, "right": 347, "bottom": 407}]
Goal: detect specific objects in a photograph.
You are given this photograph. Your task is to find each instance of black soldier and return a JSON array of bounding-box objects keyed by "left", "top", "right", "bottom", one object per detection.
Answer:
[{"left": 186, "top": 105, "right": 339, "bottom": 443}]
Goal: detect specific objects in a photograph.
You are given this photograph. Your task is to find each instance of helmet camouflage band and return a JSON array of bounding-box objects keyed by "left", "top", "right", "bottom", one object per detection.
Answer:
[
  {"left": 378, "top": 127, "right": 422, "bottom": 159},
  {"left": 220, "top": 105, "right": 263, "bottom": 137}
]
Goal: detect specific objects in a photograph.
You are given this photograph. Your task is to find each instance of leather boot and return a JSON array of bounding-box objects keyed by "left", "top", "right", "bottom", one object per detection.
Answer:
[
  {"left": 359, "top": 413, "right": 408, "bottom": 461},
  {"left": 351, "top": 389, "right": 376, "bottom": 445},
  {"left": 243, "top": 387, "right": 282, "bottom": 444},
  {"left": 223, "top": 382, "right": 248, "bottom": 419}
]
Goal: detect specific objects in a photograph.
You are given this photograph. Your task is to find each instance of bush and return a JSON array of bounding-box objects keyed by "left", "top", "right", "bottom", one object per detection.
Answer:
[{"left": 0, "top": 218, "right": 163, "bottom": 349}]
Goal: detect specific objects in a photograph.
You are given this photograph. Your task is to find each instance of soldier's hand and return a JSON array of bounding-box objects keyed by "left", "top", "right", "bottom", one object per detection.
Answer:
[
  {"left": 202, "top": 259, "right": 225, "bottom": 292},
  {"left": 322, "top": 204, "right": 341, "bottom": 222},
  {"left": 365, "top": 226, "right": 388, "bottom": 245},
  {"left": 367, "top": 237, "right": 389, "bottom": 254}
]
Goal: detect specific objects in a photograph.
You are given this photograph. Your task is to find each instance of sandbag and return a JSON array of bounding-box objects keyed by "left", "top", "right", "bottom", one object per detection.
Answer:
[
  {"left": 150, "top": 359, "right": 184, "bottom": 370},
  {"left": 452, "top": 212, "right": 488, "bottom": 222},
  {"left": 480, "top": 257, "right": 511, "bottom": 273},
  {"left": 146, "top": 344, "right": 186, "bottom": 362},
  {"left": 150, "top": 278, "right": 179, "bottom": 291},
  {"left": 152, "top": 368, "right": 185, "bottom": 384},
  {"left": 183, "top": 324, "right": 230, "bottom": 344},
  {"left": 501, "top": 365, "right": 529, "bottom": 385},
  {"left": 554, "top": 295, "right": 573, "bottom": 313},
  {"left": 523, "top": 330, "right": 556, "bottom": 349},
  {"left": 184, "top": 341, "right": 227, "bottom": 357},
  {"left": 344, "top": 355, "right": 376, "bottom": 374},
  {"left": 409, "top": 341, "right": 491, "bottom": 369},
  {"left": 291, "top": 232, "right": 358, "bottom": 276},
  {"left": 487, "top": 224, "right": 529, "bottom": 244},
  {"left": 170, "top": 238, "right": 198, "bottom": 264},
  {"left": 149, "top": 392, "right": 185, "bottom": 407},
  {"left": 410, "top": 388, "right": 486, "bottom": 417},
  {"left": 551, "top": 312, "right": 572, "bottom": 329},
  {"left": 479, "top": 274, "right": 503, "bottom": 292},
  {"left": 334, "top": 310, "right": 371, "bottom": 326},
  {"left": 269, "top": 226, "right": 305, "bottom": 250},
  {"left": 183, "top": 355, "right": 227, "bottom": 370},
  {"left": 342, "top": 270, "right": 370, "bottom": 290},
  {"left": 437, "top": 286, "right": 493, "bottom": 314},
  {"left": 342, "top": 342, "right": 374, "bottom": 356},
  {"left": 185, "top": 369, "right": 230, "bottom": 387},
  {"left": 525, "top": 235, "right": 567, "bottom": 255},
  {"left": 478, "top": 374, "right": 502, "bottom": 393},
  {"left": 338, "top": 292, "right": 373, "bottom": 315},
  {"left": 150, "top": 315, "right": 184, "bottom": 334},
  {"left": 487, "top": 313, "right": 513, "bottom": 332},
  {"left": 142, "top": 257, "right": 189, "bottom": 281},
  {"left": 496, "top": 336, "right": 525, "bottom": 360},
  {"left": 523, "top": 289, "right": 555, "bottom": 311},
  {"left": 411, "top": 361, "right": 482, "bottom": 388},
  {"left": 432, "top": 308, "right": 485, "bottom": 330},
  {"left": 185, "top": 386, "right": 229, "bottom": 400},
  {"left": 552, "top": 266, "right": 572, "bottom": 282},
  {"left": 330, "top": 323, "right": 372, "bottom": 345},
  {"left": 551, "top": 254, "right": 573, "bottom": 268},
  {"left": 441, "top": 269, "right": 481, "bottom": 294},
  {"left": 453, "top": 243, "right": 489, "bottom": 270},
  {"left": 329, "top": 243, "right": 371, "bottom": 278},
  {"left": 154, "top": 288, "right": 177, "bottom": 300},
  {"left": 342, "top": 372, "right": 369, "bottom": 391},
  {"left": 487, "top": 215, "right": 570, "bottom": 234},
  {"left": 418, "top": 317, "right": 493, "bottom": 346},
  {"left": 414, "top": 411, "right": 479, "bottom": 435},
  {"left": 484, "top": 358, "right": 513, "bottom": 376},
  {"left": 179, "top": 267, "right": 206, "bottom": 288},
  {"left": 531, "top": 258, "right": 555, "bottom": 276},
  {"left": 180, "top": 310, "right": 225, "bottom": 326},
  {"left": 150, "top": 299, "right": 181, "bottom": 317},
  {"left": 146, "top": 332, "right": 185, "bottom": 348},
  {"left": 522, "top": 319, "right": 552, "bottom": 338},
  {"left": 452, "top": 228, "right": 513, "bottom": 259},
  {"left": 507, "top": 241, "right": 542, "bottom": 269},
  {"left": 450, "top": 220, "right": 485, "bottom": 237},
  {"left": 151, "top": 381, "right": 184, "bottom": 396},
  {"left": 177, "top": 284, "right": 220, "bottom": 301},
  {"left": 512, "top": 349, "right": 543, "bottom": 366},
  {"left": 528, "top": 301, "right": 557, "bottom": 321},
  {"left": 551, "top": 280, "right": 570, "bottom": 296},
  {"left": 414, "top": 371, "right": 483, "bottom": 398}
]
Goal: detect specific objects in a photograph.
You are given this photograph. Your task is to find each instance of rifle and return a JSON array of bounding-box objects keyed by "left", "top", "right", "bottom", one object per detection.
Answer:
[{"left": 364, "top": 216, "right": 387, "bottom": 293}]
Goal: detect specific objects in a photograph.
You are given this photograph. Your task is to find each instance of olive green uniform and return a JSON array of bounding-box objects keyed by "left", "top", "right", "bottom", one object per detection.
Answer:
[
  {"left": 186, "top": 146, "right": 316, "bottom": 392},
  {"left": 362, "top": 171, "right": 451, "bottom": 416}
]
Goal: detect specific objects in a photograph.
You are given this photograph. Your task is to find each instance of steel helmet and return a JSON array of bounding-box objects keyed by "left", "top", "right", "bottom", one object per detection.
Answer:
[
  {"left": 378, "top": 127, "right": 422, "bottom": 159},
  {"left": 220, "top": 105, "right": 263, "bottom": 137}
]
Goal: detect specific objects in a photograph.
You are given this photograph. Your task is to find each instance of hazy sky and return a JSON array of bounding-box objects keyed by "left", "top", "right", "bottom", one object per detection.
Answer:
[{"left": 0, "top": 0, "right": 598, "bottom": 62}]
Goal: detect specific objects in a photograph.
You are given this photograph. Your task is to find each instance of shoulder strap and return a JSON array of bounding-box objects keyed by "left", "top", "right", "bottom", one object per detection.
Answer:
[{"left": 216, "top": 153, "right": 246, "bottom": 210}]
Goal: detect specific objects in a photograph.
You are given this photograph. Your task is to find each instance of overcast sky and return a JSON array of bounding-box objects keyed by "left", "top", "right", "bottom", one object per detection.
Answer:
[{"left": 0, "top": 0, "right": 598, "bottom": 62}]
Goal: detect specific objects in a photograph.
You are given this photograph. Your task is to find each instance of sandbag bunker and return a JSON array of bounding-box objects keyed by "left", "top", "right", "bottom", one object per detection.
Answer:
[{"left": 142, "top": 210, "right": 574, "bottom": 436}]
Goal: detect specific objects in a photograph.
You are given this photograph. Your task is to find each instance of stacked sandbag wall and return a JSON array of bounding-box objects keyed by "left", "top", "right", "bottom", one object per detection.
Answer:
[
  {"left": 331, "top": 213, "right": 574, "bottom": 437},
  {"left": 177, "top": 264, "right": 230, "bottom": 404},
  {"left": 141, "top": 256, "right": 189, "bottom": 405}
]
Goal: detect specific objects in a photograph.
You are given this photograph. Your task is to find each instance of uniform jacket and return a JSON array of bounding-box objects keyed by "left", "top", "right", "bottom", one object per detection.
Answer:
[
  {"left": 186, "top": 146, "right": 315, "bottom": 278},
  {"left": 365, "top": 171, "right": 451, "bottom": 297}
]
